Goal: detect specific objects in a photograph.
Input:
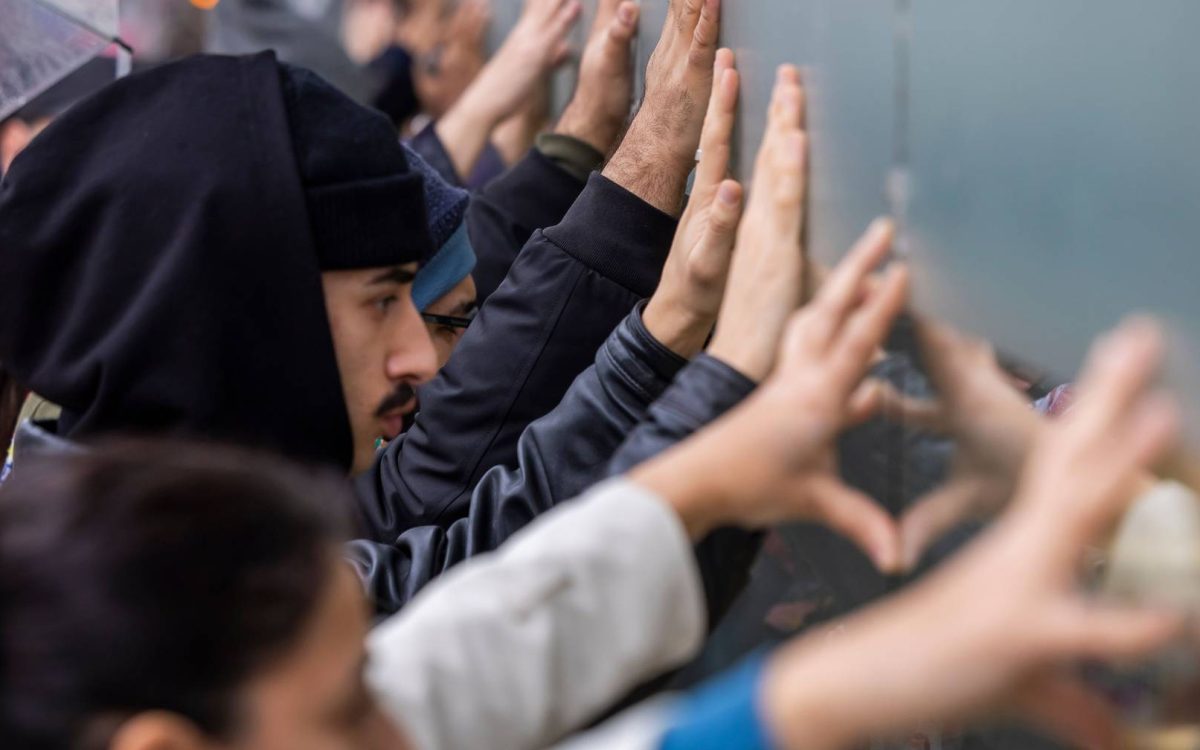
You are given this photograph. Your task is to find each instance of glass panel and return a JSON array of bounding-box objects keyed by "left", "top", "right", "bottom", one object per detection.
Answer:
[{"left": 905, "top": 0, "right": 1200, "bottom": 448}]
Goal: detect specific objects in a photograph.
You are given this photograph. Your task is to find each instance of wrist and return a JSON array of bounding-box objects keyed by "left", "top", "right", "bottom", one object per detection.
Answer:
[
  {"left": 628, "top": 440, "right": 731, "bottom": 540},
  {"left": 602, "top": 118, "right": 693, "bottom": 216},
  {"left": 708, "top": 332, "right": 774, "bottom": 383},
  {"left": 643, "top": 294, "right": 713, "bottom": 359},
  {"left": 555, "top": 102, "right": 622, "bottom": 156},
  {"left": 455, "top": 69, "right": 512, "bottom": 130},
  {"left": 760, "top": 646, "right": 854, "bottom": 750}
]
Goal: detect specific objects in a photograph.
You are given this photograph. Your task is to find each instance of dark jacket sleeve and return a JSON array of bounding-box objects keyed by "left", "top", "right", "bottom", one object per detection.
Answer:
[
  {"left": 467, "top": 148, "right": 591, "bottom": 303},
  {"left": 605, "top": 354, "right": 763, "bottom": 628},
  {"left": 353, "top": 175, "right": 676, "bottom": 538},
  {"left": 348, "top": 307, "right": 687, "bottom": 613}
]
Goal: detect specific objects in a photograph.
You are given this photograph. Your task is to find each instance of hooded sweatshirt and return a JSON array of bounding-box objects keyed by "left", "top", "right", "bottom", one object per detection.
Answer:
[{"left": 0, "top": 52, "right": 432, "bottom": 471}]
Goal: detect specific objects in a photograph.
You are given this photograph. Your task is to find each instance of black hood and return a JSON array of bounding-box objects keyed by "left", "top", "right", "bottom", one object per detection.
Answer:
[{"left": 0, "top": 53, "right": 426, "bottom": 470}]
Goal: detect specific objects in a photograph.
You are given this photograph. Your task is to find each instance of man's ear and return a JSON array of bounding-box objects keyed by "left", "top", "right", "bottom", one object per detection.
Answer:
[
  {"left": 0, "top": 119, "right": 35, "bottom": 173},
  {"left": 108, "top": 711, "right": 212, "bottom": 750}
]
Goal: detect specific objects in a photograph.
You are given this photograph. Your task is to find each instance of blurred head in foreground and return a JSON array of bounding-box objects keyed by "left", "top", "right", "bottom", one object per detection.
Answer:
[{"left": 0, "top": 442, "right": 409, "bottom": 749}]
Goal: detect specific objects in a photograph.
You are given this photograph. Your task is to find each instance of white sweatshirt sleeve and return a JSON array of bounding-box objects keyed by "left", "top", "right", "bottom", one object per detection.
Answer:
[{"left": 367, "top": 478, "right": 707, "bottom": 750}]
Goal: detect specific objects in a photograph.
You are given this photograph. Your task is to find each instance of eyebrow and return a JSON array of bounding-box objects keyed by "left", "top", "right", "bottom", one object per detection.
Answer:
[
  {"left": 451, "top": 300, "right": 479, "bottom": 318},
  {"left": 368, "top": 267, "right": 417, "bottom": 286}
]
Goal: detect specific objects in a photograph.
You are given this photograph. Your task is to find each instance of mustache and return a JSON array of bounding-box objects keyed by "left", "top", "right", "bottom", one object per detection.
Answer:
[
  {"left": 401, "top": 400, "right": 420, "bottom": 433},
  {"left": 375, "top": 382, "right": 417, "bottom": 417}
]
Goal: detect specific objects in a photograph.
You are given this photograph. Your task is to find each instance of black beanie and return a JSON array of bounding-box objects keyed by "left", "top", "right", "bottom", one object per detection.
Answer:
[{"left": 279, "top": 64, "right": 434, "bottom": 270}]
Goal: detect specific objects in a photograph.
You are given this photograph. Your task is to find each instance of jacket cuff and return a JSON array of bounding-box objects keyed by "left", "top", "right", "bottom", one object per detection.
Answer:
[
  {"left": 543, "top": 174, "right": 678, "bottom": 298},
  {"left": 629, "top": 301, "right": 689, "bottom": 383},
  {"left": 535, "top": 132, "right": 606, "bottom": 182},
  {"left": 656, "top": 354, "right": 757, "bottom": 430}
]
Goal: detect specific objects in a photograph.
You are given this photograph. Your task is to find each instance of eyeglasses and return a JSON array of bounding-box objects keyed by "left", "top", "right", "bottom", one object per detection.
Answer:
[{"left": 421, "top": 310, "right": 476, "bottom": 330}]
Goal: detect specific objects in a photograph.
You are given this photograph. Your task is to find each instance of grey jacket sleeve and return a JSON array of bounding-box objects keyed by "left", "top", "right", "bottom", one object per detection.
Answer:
[
  {"left": 367, "top": 479, "right": 705, "bottom": 750},
  {"left": 346, "top": 306, "right": 687, "bottom": 612},
  {"left": 605, "top": 354, "right": 764, "bottom": 627}
]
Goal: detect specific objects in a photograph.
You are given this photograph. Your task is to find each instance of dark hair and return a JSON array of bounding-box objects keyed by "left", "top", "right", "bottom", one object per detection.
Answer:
[
  {"left": 0, "top": 441, "right": 352, "bottom": 749},
  {"left": 0, "top": 366, "right": 24, "bottom": 455}
]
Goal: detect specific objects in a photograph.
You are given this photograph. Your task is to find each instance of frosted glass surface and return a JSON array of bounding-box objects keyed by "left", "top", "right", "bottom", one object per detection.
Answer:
[
  {"left": 905, "top": 0, "right": 1200, "bottom": 441},
  {"left": 484, "top": 0, "right": 522, "bottom": 54},
  {"left": 0, "top": 0, "right": 112, "bottom": 120},
  {"left": 723, "top": 0, "right": 894, "bottom": 265}
]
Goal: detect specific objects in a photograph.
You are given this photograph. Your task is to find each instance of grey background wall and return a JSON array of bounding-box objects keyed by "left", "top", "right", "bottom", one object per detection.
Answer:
[{"left": 490, "top": 0, "right": 1200, "bottom": 446}]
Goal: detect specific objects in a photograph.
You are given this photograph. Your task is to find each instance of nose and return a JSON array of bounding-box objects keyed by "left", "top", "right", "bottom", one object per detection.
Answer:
[{"left": 387, "top": 294, "right": 439, "bottom": 385}]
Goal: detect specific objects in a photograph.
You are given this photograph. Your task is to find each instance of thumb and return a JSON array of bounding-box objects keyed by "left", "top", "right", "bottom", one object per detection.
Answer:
[
  {"left": 899, "top": 480, "right": 981, "bottom": 571},
  {"left": 700, "top": 180, "right": 744, "bottom": 254},
  {"left": 606, "top": 1, "right": 639, "bottom": 46},
  {"left": 809, "top": 475, "right": 902, "bottom": 574}
]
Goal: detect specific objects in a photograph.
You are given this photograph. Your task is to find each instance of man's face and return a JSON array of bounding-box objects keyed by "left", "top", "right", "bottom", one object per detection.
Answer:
[
  {"left": 321, "top": 264, "right": 438, "bottom": 474},
  {"left": 422, "top": 275, "right": 477, "bottom": 368}
]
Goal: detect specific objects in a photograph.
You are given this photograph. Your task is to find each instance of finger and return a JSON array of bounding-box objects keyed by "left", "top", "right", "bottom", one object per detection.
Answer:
[
  {"left": 1011, "top": 673, "right": 1123, "bottom": 750},
  {"left": 526, "top": 0, "right": 564, "bottom": 22},
  {"left": 770, "top": 131, "right": 807, "bottom": 239},
  {"left": 551, "top": 40, "right": 573, "bottom": 67},
  {"left": 702, "top": 180, "right": 744, "bottom": 251},
  {"left": 674, "top": 0, "right": 704, "bottom": 31},
  {"left": 1043, "top": 599, "right": 1184, "bottom": 663},
  {"left": 911, "top": 315, "right": 995, "bottom": 392},
  {"left": 694, "top": 52, "right": 739, "bottom": 194},
  {"left": 878, "top": 388, "right": 947, "bottom": 432},
  {"left": 592, "top": 0, "right": 621, "bottom": 30},
  {"left": 1072, "top": 392, "right": 1180, "bottom": 538},
  {"left": 810, "top": 476, "right": 903, "bottom": 573},
  {"left": 807, "top": 218, "right": 895, "bottom": 348},
  {"left": 691, "top": 0, "right": 722, "bottom": 63},
  {"left": 549, "top": 0, "right": 582, "bottom": 39},
  {"left": 845, "top": 378, "right": 885, "bottom": 426},
  {"left": 685, "top": 180, "right": 744, "bottom": 291},
  {"left": 755, "top": 67, "right": 803, "bottom": 178},
  {"left": 767, "top": 64, "right": 802, "bottom": 124},
  {"left": 607, "top": 1, "right": 639, "bottom": 45},
  {"left": 1069, "top": 316, "right": 1165, "bottom": 439},
  {"left": 898, "top": 480, "right": 983, "bottom": 571},
  {"left": 828, "top": 263, "right": 909, "bottom": 383}
]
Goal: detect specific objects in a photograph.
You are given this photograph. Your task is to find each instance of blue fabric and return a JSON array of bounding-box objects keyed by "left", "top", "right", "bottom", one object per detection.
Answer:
[
  {"left": 401, "top": 143, "right": 469, "bottom": 250},
  {"left": 412, "top": 224, "right": 477, "bottom": 311},
  {"left": 659, "top": 652, "right": 776, "bottom": 750}
]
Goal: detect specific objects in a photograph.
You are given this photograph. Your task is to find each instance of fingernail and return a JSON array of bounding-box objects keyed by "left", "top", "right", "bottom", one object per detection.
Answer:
[
  {"left": 618, "top": 3, "right": 635, "bottom": 24},
  {"left": 717, "top": 181, "right": 739, "bottom": 206}
]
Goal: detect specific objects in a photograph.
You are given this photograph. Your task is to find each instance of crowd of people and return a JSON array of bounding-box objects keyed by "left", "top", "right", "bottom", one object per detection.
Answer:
[{"left": 0, "top": 0, "right": 1190, "bottom": 748}]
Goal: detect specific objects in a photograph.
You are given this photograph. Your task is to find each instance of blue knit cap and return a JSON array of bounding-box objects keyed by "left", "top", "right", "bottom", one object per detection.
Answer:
[{"left": 403, "top": 144, "right": 476, "bottom": 311}]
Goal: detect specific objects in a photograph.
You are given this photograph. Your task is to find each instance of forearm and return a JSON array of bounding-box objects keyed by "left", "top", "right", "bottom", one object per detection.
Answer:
[
  {"left": 602, "top": 117, "right": 694, "bottom": 217},
  {"left": 433, "top": 82, "right": 505, "bottom": 181}
]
